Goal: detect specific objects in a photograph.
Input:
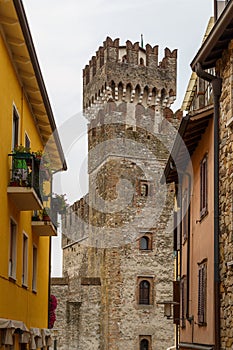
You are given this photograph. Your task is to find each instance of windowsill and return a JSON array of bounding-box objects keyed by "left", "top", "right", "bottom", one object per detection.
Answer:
[
  {"left": 139, "top": 249, "right": 152, "bottom": 253},
  {"left": 32, "top": 289, "right": 37, "bottom": 294},
  {"left": 9, "top": 276, "right": 16, "bottom": 283},
  {"left": 197, "top": 322, "right": 207, "bottom": 327},
  {"left": 22, "top": 283, "right": 28, "bottom": 289},
  {"left": 199, "top": 210, "right": 208, "bottom": 223},
  {"left": 136, "top": 304, "right": 154, "bottom": 309}
]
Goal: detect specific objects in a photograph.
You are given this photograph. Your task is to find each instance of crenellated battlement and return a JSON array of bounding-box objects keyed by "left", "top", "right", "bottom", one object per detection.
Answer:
[{"left": 83, "top": 37, "right": 177, "bottom": 113}]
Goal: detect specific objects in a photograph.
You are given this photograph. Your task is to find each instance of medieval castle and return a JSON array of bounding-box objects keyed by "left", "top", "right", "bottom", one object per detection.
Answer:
[{"left": 51, "top": 37, "right": 181, "bottom": 350}]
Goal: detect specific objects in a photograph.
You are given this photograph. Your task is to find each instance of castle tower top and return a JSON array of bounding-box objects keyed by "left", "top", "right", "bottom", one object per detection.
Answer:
[{"left": 83, "top": 37, "right": 177, "bottom": 118}]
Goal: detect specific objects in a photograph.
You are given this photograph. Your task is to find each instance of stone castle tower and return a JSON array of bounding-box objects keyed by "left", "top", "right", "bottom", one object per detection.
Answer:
[{"left": 51, "top": 37, "right": 180, "bottom": 350}]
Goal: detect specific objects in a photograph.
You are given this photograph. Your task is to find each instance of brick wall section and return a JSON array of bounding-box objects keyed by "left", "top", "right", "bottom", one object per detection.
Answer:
[{"left": 217, "top": 40, "right": 233, "bottom": 350}]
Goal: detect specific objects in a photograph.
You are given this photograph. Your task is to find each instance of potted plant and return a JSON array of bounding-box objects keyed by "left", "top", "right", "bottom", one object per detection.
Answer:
[
  {"left": 13, "top": 144, "right": 31, "bottom": 158},
  {"left": 42, "top": 207, "right": 50, "bottom": 221}
]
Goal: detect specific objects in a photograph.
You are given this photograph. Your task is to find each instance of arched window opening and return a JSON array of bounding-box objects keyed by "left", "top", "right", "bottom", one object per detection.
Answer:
[
  {"left": 135, "top": 84, "right": 141, "bottom": 103},
  {"left": 140, "top": 183, "right": 148, "bottom": 196},
  {"left": 110, "top": 80, "right": 116, "bottom": 99},
  {"left": 139, "top": 280, "right": 150, "bottom": 304},
  {"left": 122, "top": 54, "right": 127, "bottom": 63},
  {"left": 118, "top": 82, "right": 123, "bottom": 101},
  {"left": 140, "top": 57, "right": 144, "bottom": 66},
  {"left": 140, "top": 236, "right": 149, "bottom": 250},
  {"left": 142, "top": 86, "right": 149, "bottom": 105},
  {"left": 161, "top": 88, "right": 166, "bottom": 101},
  {"left": 126, "top": 83, "right": 132, "bottom": 102},
  {"left": 140, "top": 339, "right": 149, "bottom": 350}
]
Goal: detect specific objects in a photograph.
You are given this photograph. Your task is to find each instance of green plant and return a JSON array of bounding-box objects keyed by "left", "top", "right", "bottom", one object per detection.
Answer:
[
  {"left": 33, "top": 150, "right": 43, "bottom": 159},
  {"left": 42, "top": 207, "right": 50, "bottom": 215},
  {"left": 13, "top": 144, "right": 31, "bottom": 153}
]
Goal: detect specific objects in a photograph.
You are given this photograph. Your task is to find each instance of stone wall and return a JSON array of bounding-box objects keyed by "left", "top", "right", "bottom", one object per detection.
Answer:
[
  {"left": 217, "top": 40, "right": 233, "bottom": 350},
  {"left": 51, "top": 37, "right": 179, "bottom": 350}
]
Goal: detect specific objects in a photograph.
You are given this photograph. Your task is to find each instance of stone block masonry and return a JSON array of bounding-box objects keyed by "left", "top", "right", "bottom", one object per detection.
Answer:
[{"left": 51, "top": 37, "right": 180, "bottom": 350}]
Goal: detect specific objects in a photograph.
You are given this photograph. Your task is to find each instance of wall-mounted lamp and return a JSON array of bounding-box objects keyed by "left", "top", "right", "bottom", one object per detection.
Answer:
[
  {"left": 157, "top": 301, "right": 179, "bottom": 319},
  {"left": 52, "top": 329, "right": 59, "bottom": 350}
]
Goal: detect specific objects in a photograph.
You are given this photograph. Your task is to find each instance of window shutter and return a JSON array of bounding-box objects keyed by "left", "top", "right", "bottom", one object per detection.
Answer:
[
  {"left": 200, "top": 156, "right": 208, "bottom": 217},
  {"left": 173, "top": 281, "right": 180, "bottom": 325},
  {"left": 198, "top": 262, "right": 207, "bottom": 325}
]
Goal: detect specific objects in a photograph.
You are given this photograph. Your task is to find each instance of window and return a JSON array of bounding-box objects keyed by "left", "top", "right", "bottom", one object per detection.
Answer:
[
  {"left": 140, "top": 339, "right": 149, "bottom": 350},
  {"left": 25, "top": 133, "right": 30, "bottom": 150},
  {"left": 9, "top": 219, "right": 17, "bottom": 279},
  {"left": 139, "top": 280, "right": 150, "bottom": 305},
  {"left": 32, "top": 245, "right": 38, "bottom": 292},
  {"left": 140, "top": 236, "right": 149, "bottom": 250},
  {"left": 139, "top": 336, "right": 151, "bottom": 350},
  {"left": 22, "top": 233, "right": 28, "bottom": 286},
  {"left": 12, "top": 107, "right": 19, "bottom": 150},
  {"left": 140, "top": 182, "right": 149, "bottom": 196},
  {"left": 139, "top": 234, "right": 152, "bottom": 251},
  {"left": 181, "top": 275, "right": 187, "bottom": 328},
  {"left": 198, "top": 261, "right": 207, "bottom": 325},
  {"left": 139, "top": 57, "right": 144, "bottom": 66},
  {"left": 200, "top": 155, "right": 208, "bottom": 218},
  {"left": 122, "top": 54, "right": 127, "bottom": 63}
]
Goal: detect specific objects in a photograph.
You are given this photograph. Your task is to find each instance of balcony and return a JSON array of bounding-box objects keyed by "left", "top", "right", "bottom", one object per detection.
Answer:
[
  {"left": 7, "top": 152, "right": 43, "bottom": 211},
  {"left": 31, "top": 220, "right": 57, "bottom": 236},
  {"left": 31, "top": 210, "right": 57, "bottom": 236}
]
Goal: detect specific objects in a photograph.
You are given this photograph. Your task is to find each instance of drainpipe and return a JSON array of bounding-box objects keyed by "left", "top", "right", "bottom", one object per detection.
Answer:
[{"left": 195, "top": 62, "right": 222, "bottom": 350}]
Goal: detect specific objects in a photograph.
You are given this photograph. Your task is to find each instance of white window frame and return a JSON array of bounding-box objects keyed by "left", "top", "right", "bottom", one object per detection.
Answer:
[
  {"left": 32, "top": 244, "right": 38, "bottom": 292},
  {"left": 12, "top": 104, "right": 20, "bottom": 151},
  {"left": 22, "top": 232, "right": 28, "bottom": 287},
  {"left": 9, "top": 218, "right": 17, "bottom": 280}
]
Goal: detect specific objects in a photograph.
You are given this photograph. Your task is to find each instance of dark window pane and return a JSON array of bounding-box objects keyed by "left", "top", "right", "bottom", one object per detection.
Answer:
[
  {"left": 140, "top": 339, "right": 149, "bottom": 350},
  {"left": 139, "top": 280, "right": 150, "bottom": 304},
  {"left": 140, "top": 237, "right": 149, "bottom": 250}
]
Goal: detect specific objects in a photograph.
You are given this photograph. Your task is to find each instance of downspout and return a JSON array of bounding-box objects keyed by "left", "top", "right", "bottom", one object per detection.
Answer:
[
  {"left": 195, "top": 62, "right": 222, "bottom": 350},
  {"left": 186, "top": 173, "right": 191, "bottom": 323}
]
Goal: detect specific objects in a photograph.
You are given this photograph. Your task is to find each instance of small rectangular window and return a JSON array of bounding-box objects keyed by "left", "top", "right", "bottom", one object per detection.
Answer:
[
  {"left": 32, "top": 245, "right": 38, "bottom": 292},
  {"left": 200, "top": 155, "right": 208, "bottom": 218},
  {"left": 198, "top": 261, "right": 207, "bottom": 325},
  {"left": 9, "top": 219, "right": 17, "bottom": 279},
  {"left": 22, "top": 233, "right": 28, "bottom": 286}
]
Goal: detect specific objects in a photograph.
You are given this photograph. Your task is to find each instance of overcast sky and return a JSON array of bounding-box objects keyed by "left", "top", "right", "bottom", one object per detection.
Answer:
[{"left": 23, "top": 0, "right": 213, "bottom": 275}]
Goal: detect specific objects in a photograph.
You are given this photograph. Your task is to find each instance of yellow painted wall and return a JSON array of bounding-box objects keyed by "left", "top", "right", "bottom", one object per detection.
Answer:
[{"left": 0, "top": 32, "right": 51, "bottom": 331}]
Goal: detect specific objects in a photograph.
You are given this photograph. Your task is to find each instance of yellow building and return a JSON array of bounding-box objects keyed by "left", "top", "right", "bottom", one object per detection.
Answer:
[{"left": 0, "top": 1, "right": 66, "bottom": 349}]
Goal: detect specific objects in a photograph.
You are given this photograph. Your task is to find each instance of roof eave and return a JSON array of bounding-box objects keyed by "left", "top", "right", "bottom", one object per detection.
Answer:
[
  {"left": 13, "top": 0, "right": 67, "bottom": 171},
  {"left": 191, "top": 0, "right": 233, "bottom": 70}
]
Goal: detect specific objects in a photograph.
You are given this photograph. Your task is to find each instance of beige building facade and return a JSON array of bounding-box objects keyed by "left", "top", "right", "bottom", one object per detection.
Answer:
[{"left": 164, "top": 1, "right": 233, "bottom": 348}]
